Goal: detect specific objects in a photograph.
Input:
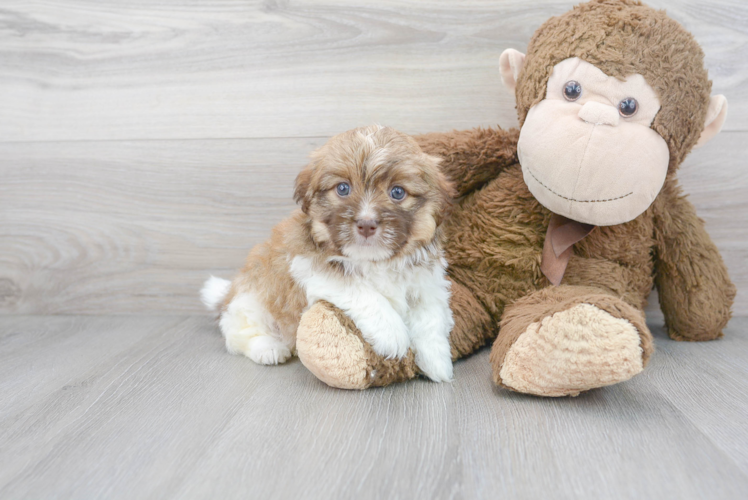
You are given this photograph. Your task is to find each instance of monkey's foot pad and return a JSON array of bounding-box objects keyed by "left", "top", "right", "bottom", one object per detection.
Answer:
[
  {"left": 499, "top": 303, "right": 645, "bottom": 397},
  {"left": 296, "top": 301, "right": 418, "bottom": 390}
]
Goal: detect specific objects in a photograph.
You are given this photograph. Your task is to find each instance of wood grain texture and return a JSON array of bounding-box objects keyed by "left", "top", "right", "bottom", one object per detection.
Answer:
[
  {"left": 1, "top": 131, "right": 745, "bottom": 315},
  {"left": 0, "top": 0, "right": 746, "bottom": 142},
  {"left": 0, "top": 0, "right": 746, "bottom": 315},
  {"left": 0, "top": 137, "right": 321, "bottom": 314},
  {"left": 1, "top": 315, "right": 747, "bottom": 499}
]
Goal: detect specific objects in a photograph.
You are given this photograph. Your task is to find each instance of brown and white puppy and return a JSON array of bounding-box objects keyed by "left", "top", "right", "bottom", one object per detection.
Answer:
[{"left": 201, "top": 125, "right": 456, "bottom": 382}]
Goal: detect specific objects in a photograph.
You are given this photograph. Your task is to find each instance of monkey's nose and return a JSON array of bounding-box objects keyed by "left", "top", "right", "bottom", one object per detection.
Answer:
[
  {"left": 356, "top": 219, "right": 378, "bottom": 238},
  {"left": 578, "top": 101, "right": 620, "bottom": 126}
]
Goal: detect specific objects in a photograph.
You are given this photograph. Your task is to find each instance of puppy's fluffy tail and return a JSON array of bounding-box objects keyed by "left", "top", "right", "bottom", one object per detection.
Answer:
[{"left": 200, "top": 276, "right": 232, "bottom": 311}]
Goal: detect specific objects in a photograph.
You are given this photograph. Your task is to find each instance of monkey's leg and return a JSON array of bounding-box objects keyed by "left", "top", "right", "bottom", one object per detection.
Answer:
[
  {"left": 296, "top": 280, "right": 494, "bottom": 389},
  {"left": 490, "top": 285, "right": 654, "bottom": 397}
]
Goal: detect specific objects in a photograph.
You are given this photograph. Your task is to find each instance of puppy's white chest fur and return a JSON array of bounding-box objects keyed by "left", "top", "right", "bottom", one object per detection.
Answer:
[{"left": 289, "top": 253, "right": 448, "bottom": 317}]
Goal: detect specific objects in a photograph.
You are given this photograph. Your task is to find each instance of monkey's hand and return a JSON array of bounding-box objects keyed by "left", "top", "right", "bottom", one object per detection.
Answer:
[
  {"left": 414, "top": 127, "right": 519, "bottom": 197},
  {"left": 652, "top": 180, "right": 735, "bottom": 341}
]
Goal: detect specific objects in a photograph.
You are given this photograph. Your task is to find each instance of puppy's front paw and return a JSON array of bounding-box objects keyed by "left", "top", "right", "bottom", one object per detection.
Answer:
[
  {"left": 359, "top": 313, "right": 410, "bottom": 360},
  {"left": 413, "top": 337, "right": 453, "bottom": 382},
  {"left": 245, "top": 336, "right": 293, "bottom": 365}
]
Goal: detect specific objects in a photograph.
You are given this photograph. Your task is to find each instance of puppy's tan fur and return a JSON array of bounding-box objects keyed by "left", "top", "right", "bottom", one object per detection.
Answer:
[{"left": 209, "top": 125, "right": 454, "bottom": 369}]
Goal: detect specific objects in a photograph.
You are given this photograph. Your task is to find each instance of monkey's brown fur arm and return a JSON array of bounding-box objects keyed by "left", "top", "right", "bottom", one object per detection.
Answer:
[
  {"left": 414, "top": 127, "right": 520, "bottom": 197},
  {"left": 652, "top": 178, "right": 736, "bottom": 341}
]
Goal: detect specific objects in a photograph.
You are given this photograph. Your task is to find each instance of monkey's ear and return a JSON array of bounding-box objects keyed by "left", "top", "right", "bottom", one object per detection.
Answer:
[
  {"left": 293, "top": 166, "right": 314, "bottom": 214},
  {"left": 695, "top": 95, "right": 728, "bottom": 148},
  {"left": 499, "top": 49, "right": 526, "bottom": 93}
]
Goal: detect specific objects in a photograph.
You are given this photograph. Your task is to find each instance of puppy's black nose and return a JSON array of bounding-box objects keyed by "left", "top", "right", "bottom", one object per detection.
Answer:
[{"left": 356, "top": 220, "right": 378, "bottom": 238}]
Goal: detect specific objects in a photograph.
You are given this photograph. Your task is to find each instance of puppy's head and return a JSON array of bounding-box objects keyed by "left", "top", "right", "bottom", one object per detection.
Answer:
[{"left": 294, "top": 125, "right": 454, "bottom": 261}]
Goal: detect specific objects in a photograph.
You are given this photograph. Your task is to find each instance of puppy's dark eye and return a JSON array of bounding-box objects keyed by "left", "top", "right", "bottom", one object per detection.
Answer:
[
  {"left": 563, "top": 80, "right": 582, "bottom": 101},
  {"left": 619, "top": 97, "right": 638, "bottom": 117},
  {"left": 336, "top": 182, "right": 350, "bottom": 197},
  {"left": 390, "top": 186, "right": 406, "bottom": 201}
]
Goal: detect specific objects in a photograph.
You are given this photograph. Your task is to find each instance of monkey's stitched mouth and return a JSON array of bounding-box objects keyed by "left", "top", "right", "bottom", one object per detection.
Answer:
[{"left": 526, "top": 167, "right": 633, "bottom": 203}]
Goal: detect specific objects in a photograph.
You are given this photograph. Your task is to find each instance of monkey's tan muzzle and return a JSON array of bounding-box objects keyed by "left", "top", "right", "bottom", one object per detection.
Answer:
[
  {"left": 578, "top": 101, "right": 620, "bottom": 127},
  {"left": 517, "top": 100, "right": 670, "bottom": 226}
]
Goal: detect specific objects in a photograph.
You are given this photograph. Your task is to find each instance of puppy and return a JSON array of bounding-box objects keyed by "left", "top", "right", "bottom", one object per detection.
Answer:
[{"left": 201, "top": 125, "right": 455, "bottom": 382}]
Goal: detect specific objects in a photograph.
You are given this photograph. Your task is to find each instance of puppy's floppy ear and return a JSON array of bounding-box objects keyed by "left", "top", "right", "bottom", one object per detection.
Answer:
[
  {"left": 293, "top": 165, "right": 314, "bottom": 214},
  {"left": 426, "top": 155, "right": 456, "bottom": 227}
]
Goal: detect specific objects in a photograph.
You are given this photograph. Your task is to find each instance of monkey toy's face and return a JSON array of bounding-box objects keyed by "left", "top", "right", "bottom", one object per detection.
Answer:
[
  {"left": 499, "top": 47, "right": 727, "bottom": 227},
  {"left": 518, "top": 57, "right": 669, "bottom": 226}
]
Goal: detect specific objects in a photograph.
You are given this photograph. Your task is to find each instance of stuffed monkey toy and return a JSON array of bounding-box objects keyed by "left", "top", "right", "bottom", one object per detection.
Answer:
[{"left": 294, "top": 0, "right": 736, "bottom": 396}]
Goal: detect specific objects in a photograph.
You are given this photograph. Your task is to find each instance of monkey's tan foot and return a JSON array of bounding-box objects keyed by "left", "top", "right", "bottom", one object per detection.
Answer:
[
  {"left": 490, "top": 286, "right": 653, "bottom": 397},
  {"left": 296, "top": 301, "right": 418, "bottom": 390}
]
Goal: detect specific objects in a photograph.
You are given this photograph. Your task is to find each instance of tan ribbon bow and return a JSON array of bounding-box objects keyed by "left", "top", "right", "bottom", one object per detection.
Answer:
[{"left": 541, "top": 213, "right": 596, "bottom": 286}]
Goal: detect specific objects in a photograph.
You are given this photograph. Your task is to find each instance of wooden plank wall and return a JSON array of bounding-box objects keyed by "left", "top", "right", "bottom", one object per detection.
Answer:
[{"left": 1, "top": 0, "right": 746, "bottom": 315}]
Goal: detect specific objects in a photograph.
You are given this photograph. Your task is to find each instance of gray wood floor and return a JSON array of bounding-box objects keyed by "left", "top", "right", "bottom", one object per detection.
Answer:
[
  {"left": 1, "top": 1, "right": 747, "bottom": 498},
  {"left": 1, "top": 316, "right": 747, "bottom": 499}
]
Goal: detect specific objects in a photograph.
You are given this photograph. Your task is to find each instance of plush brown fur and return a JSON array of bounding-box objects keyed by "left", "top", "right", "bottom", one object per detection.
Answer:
[
  {"left": 652, "top": 176, "right": 736, "bottom": 341},
  {"left": 295, "top": 0, "right": 735, "bottom": 394}
]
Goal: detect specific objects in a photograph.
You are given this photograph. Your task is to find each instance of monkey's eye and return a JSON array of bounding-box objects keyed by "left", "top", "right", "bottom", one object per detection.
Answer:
[
  {"left": 336, "top": 182, "right": 351, "bottom": 196},
  {"left": 619, "top": 98, "right": 638, "bottom": 117},
  {"left": 563, "top": 80, "right": 582, "bottom": 101},
  {"left": 390, "top": 186, "right": 406, "bottom": 201}
]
